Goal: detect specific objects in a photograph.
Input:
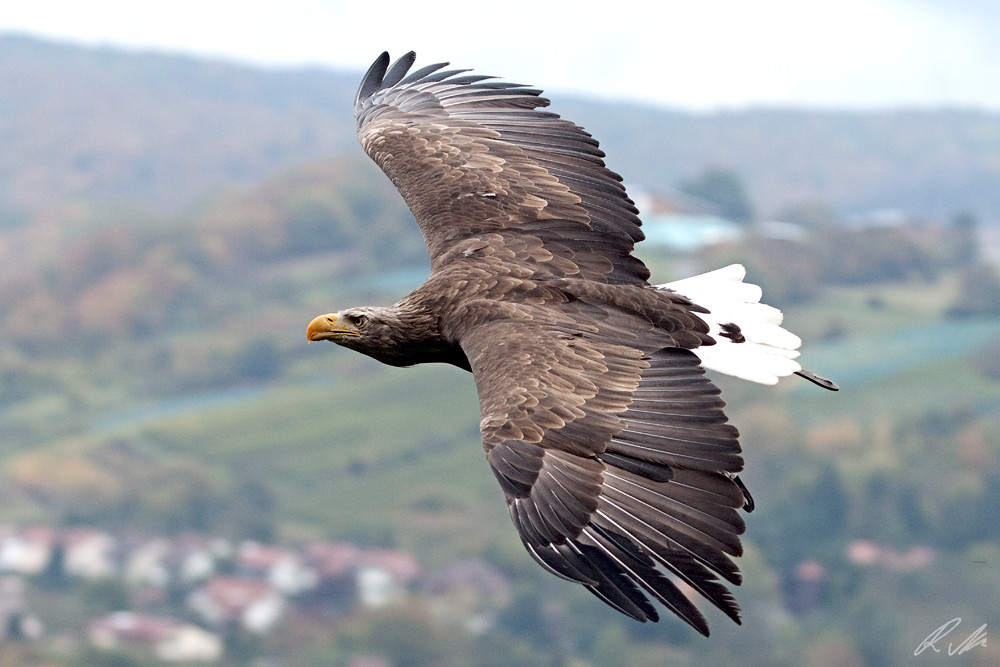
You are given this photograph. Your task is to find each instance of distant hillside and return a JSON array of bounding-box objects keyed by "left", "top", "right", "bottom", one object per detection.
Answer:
[
  {"left": 2, "top": 34, "right": 999, "bottom": 224},
  {"left": 0, "top": 34, "right": 358, "bottom": 218},
  {"left": 562, "top": 103, "right": 1000, "bottom": 221}
]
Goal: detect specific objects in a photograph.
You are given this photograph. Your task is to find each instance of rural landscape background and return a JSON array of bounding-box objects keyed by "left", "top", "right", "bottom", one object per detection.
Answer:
[{"left": 1, "top": 34, "right": 1000, "bottom": 665}]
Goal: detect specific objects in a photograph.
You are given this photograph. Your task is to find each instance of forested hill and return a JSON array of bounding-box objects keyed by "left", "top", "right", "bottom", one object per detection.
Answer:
[
  {"left": 0, "top": 34, "right": 359, "bottom": 217},
  {"left": 3, "top": 33, "right": 999, "bottom": 223}
]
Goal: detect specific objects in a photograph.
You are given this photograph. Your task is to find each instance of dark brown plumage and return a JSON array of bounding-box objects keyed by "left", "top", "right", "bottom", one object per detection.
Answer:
[{"left": 307, "top": 51, "right": 836, "bottom": 636}]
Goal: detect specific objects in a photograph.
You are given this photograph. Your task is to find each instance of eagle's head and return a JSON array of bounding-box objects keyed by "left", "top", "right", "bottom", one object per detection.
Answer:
[
  {"left": 307, "top": 306, "right": 467, "bottom": 369},
  {"left": 307, "top": 307, "right": 392, "bottom": 355}
]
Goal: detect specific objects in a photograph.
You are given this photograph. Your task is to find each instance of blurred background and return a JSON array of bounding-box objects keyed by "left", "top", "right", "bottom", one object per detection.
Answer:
[{"left": 1, "top": 2, "right": 999, "bottom": 665}]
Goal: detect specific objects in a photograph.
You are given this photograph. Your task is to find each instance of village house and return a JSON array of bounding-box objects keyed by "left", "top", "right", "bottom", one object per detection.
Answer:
[
  {"left": 125, "top": 538, "right": 172, "bottom": 588},
  {"left": 300, "top": 541, "right": 362, "bottom": 608},
  {"left": 0, "top": 525, "right": 55, "bottom": 576},
  {"left": 62, "top": 527, "right": 118, "bottom": 579},
  {"left": 188, "top": 576, "right": 285, "bottom": 633},
  {"left": 0, "top": 526, "right": 118, "bottom": 581},
  {"left": 170, "top": 534, "right": 233, "bottom": 584},
  {"left": 126, "top": 534, "right": 232, "bottom": 588},
  {"left": 631, "top": 187, "right": 744, "bottom": 252},
  {"left": 354, "top": 549, "right": 421, "bottom": 608},
  {"left": 846, "top": 539, "right": 936, "bottom": 571},
  {"left": 236, "top": 540, "right": 316, "bottom": 595},
  {"left": 88, "top": 611, "right": 222, "bottom": 662}
]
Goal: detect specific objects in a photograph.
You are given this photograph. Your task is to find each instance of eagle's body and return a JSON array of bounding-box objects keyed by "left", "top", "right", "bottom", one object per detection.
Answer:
[{"left": 308, "top": 52, "right": 836, "bottom": 636}]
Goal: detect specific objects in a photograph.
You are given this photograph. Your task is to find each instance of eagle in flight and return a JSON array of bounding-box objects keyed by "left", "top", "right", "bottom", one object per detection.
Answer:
[{"left": 307, "top": 52, "right": 837, "bottom": 636}]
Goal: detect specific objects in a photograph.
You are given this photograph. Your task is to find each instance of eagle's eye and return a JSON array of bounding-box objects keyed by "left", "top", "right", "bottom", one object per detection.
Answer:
[{"left": 346, "top": 313, "right": 368, "bottom": 328}]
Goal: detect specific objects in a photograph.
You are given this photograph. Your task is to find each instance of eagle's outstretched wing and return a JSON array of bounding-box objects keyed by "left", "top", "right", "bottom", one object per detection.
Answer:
[
  {"left": 354, "top": 51, "right": 650, "bottom": 286},
  {"left": 459, "top": 307, "right": 748, "bottom": 636}
]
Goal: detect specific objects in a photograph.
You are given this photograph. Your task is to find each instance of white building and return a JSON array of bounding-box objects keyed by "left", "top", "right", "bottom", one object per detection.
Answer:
[
  {"left": 88, "top": 611, "right": 222, "bottom": 662},
  {"left": 188, "top": 576, "right": 285, "bottom": 633}
]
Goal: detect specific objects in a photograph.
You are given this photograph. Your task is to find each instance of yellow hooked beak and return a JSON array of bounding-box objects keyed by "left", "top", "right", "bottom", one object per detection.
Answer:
[{"left": 306, "top": 313, "right": 361, "bottom": 342}]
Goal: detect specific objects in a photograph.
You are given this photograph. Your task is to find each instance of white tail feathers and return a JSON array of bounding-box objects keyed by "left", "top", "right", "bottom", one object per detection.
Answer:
[{"left": 659, "top": 265, "right": 803, "bottom": 385}]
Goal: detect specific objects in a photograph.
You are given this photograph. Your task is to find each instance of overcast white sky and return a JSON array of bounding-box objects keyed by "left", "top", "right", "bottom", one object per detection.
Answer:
[{"left": 3, "top": 0, "right": 999, "bottom": 110}]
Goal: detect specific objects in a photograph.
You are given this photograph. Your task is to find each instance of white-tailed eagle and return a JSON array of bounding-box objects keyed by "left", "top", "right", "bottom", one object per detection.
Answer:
[{"left": 307, "top": 52, "right": 837, "bottom": 635}]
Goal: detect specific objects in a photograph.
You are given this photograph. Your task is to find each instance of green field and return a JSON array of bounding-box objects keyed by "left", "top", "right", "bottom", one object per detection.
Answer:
[
  {"left": 5, "top": 268, "right": 994, "bottom": 664},
  {"left": 9, "top": 270, "right": 997, "bottom": 563}
]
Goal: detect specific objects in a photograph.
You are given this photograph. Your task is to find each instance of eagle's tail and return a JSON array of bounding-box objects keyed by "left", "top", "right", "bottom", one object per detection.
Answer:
[{"left": 658, "top": 265, "right": 836, "bottom": 390}]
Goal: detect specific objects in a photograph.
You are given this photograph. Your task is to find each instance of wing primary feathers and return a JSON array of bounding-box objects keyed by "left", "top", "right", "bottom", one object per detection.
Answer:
[
  {"left": 354, "top": 51, "right": 390, "bottom": 108},
  {"left": 571, "top": 539, "right": 661, "bottom": 623},
  {"left": 441, "top": 74, "right": 498, "bottom": 86},
  {"left": 597, "top": 451, "right": 674, "bottom": 482},
  {"left": 522, "top": 540, "right": 599, "bottom": 584},
  {"left": 582, "top": 525, "right": 710, "bottom": 634},
  {"left": 733, "top": 475, "right": 755, "bottom": 512},
  {"left": 397, "top": 61, "right": 451, "bottom": 86},
  {"left": 380, "top": 50, "right": 417, "bottom": 89},
  {"left": 407, "top": 67, "right": 473, "bottom": 87}
]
